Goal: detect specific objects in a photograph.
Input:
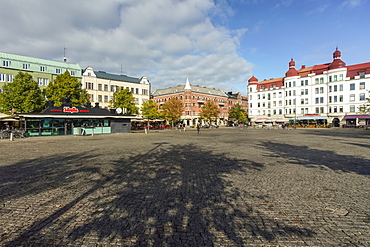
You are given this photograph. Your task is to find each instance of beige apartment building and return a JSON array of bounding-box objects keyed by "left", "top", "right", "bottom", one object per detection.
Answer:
[{"left": 82, "top": 67, "right": 150, "bottom": 114}]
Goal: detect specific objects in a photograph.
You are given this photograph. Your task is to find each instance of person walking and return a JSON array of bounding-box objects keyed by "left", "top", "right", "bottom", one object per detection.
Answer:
[{"left": 196, "top": 124, "right": 200, "bottom": 134}]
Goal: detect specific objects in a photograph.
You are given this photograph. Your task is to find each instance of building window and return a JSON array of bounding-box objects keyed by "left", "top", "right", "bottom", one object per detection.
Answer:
[
  {"left": 37, "top": 78, "right": 43, "bottom": 85},
  {"left": 56, "top": 68, "right": 61, "bottom": 74},
  {"left": 334, "top": 96, "right": 337, "bottom": 102},
  {"left": 315, "top": 107, "right": 319, "bottom": 114},
  {"left": 339, "top": 95, "right": 343, "bottom": 102},
  {"left": 305, "top": 80, "right": 308, "bottom": 85},
  {"left": 40, "top": 66, "right": 46, "bottom": 72},
  {"left": 104, "top": 95, "right": 108, "bottom": 102},
  {"left": 90, "top": 94, "right": 94, "bottom": 101},
  {"left": 339, "top": 84, "right": 343, "bottom": 91},
  {"left": 329, "top": 96, "right": 332, "bottom": 103},
  {"left": 301, "top": 89, "right": 304, "bottom": 95},
  {"left": 320, "top": 78, "right": 324, "bottom": 83},
  {"left": 329, "top": 86, "right": 332, "bottom": 92},
  {"left": 111, "top": 85, "right": 115, "bottom": 92},
  {"left": 98, "top": 95, "right": 102, "bottom": 102},
  {"left": 315, "top": 78, "right": 319, "bottom": 84},
  {"left": 333, "top": 106, "right": 337, "bottom": 113},
  {"left": 329, "top": 76, "right": 332, "bottom": 82},
  {"left": 333, "top": 85, "right": 337, "bottom": 92},
  {"left": 104, "top": 84, "right": 108, "bottom": 91},
  {"left": 98, "top": 84, "right": 102, "bottom": 91},
  {"left": 350, "top": 105, "right": 355, "bottom": 112},
  {"left": 44, "top": 79, "right": 49, "bottom": 86},
  {"left": 339, "top": 106, "right": 343, "bottom": 112},
  {"left": 315, "top": 88, "right": 319, "bottom": 94},
  {"left": 305, "top": 89, "right": 308, "bottom": 95},
  {"left": 0, "top": 74, "right": 5, "bottom": 81},
  {"left": 339, "top": 74, "right": 343, "bottom": 80},
  {"left": 70, "top": 71, "right": 75, "bottom": 76},
  {"left": 360, "top": 71, "right": 365, "bottom": 78},
  {"left": 7, "top": 74, "right": 13, "bottom": 82},
  {"left": 86, "top": 82, "right": 94, "bottom": 90},
  {"left": 320, "top": 97, "right": 324, "bottom": 103},
  {"left": 360, "top": 93, "right": 366, "bottom": 101},
  {"left": 350, "top": 94, "right": 355, "bottom": 101},
  {"left": 334, "top": 75, "right": 337, "bottom": 81},
  {"left": 315, "top": 98, "right": 319, "bottom": 104},
  {"left": 320, "top": 87, "right": 324, "bottom": 94},
  {"left": 360, "top": 82, "right": 365, "bottom": 90},
  {"left": 136, "top": 88, "right": 139, "bottom": 94},
  {"left": 3, "top": 61, "right": 10, "bottom": 67},
  {"left": 23, "top": 64, "right": 30, "bottom": 69},
  {"left": 350, "top": 83, "right": 355, "bottom": 90}
]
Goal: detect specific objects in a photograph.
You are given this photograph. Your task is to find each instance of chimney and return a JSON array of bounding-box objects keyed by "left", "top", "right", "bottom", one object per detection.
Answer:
[
  {"left": 61, "top": 97, "right": 71, "bottom": 107},
  {"left": 301, "top": 65, "right": 306, "bottom": 69}
]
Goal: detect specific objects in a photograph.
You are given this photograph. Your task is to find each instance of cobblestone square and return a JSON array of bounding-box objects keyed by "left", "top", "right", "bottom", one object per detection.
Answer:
[{"left": 1, "top": 128, "right": 369, "bottom": 246}]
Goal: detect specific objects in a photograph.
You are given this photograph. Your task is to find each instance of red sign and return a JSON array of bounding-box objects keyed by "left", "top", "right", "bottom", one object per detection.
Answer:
[{"left": 63, "top": 107, "right": 79, "bottom": 113}]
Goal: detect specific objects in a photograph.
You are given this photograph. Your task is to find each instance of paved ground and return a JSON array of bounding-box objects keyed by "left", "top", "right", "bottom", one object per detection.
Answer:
[{"left": 0, "top": 127, "right": 369, "bottom": 246}]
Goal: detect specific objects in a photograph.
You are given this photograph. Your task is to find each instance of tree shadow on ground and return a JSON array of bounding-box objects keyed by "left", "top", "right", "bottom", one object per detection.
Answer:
[
  {"left": 260, "top": 141, "right": 370, "bottom": 176},
  {"left": 0, "top": 152, "right": 100, "bottom": 202},
  {"left": 4, "top": 143, "right": 316, "bottom": 246},
  {"left": 299, "top": 129, "right": 370, "bottom": 140}
]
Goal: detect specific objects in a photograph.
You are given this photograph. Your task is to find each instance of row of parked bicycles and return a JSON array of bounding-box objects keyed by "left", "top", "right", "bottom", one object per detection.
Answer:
[{"left": 0, "top": 129, "right": 27, "bottom": 139}]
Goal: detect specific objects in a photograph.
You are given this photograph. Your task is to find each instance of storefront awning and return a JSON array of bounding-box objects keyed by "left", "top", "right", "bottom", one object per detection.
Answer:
[
  {"left": 343, "top": 115, "right": 370, "bottom": 119},
  {"left": 297, "top": 116, "right": 328, "bottom": 120}
]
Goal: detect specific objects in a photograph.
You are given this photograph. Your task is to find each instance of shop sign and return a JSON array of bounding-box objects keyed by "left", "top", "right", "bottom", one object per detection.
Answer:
[{"left": 63, "top": 107, "right": 79, "bottom": 113}]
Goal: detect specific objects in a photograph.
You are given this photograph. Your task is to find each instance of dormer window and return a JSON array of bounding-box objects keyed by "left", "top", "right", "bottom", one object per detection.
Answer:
[{"left": 360, "top": 71, "right": 365, "bottom": 78}]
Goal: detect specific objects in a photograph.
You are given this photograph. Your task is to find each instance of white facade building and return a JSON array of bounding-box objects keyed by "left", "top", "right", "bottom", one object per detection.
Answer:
[
  {"left": 82, "top": 67, "right": 150, "bottom": 114},
  {"left": 248, "top": 48, "right": 370, "bottom": 127}
]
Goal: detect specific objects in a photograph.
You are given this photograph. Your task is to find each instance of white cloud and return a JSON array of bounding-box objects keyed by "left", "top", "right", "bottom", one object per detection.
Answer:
[
  {"left": 340, "top": 0, "right": 367, "bottom": 8},
  {"left": 0, "top": 0, "right": 252, "bottom": 94}
]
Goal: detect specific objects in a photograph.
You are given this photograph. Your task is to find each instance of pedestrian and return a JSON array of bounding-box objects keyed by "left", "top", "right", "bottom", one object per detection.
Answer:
[{"left": 196, "top": 124, "right": 200, "bottom": 134}]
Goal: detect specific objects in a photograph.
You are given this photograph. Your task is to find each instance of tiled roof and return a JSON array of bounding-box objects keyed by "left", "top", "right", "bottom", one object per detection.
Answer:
[
  {"left": 152, "top": 84, "right": 228, "bottom": 97},
  {"left": 94, "top": 71, "right": 141, "bottom": 83}
]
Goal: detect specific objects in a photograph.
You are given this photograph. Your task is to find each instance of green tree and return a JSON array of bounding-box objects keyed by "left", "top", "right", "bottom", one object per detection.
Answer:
[
  {"left": 199, "top": 100, "right": 220, "bottom": 125},
  {"left": 44, "top": 70, "right": 90, "bottom": 107},
  {"left": 228, "top": 103, "right": 247, "bottom": 123},
  {"left": 109, "top": 88, "right": 139, "bottom": 115},
  {"left": 0, "top": 72, "right": 45, "bottom": 114},
  {"left": 358, "top": 92, "right": 370, "bottom": 114},
  {"left": 161, "top": 97, "right": 184, "bottom": 128}
]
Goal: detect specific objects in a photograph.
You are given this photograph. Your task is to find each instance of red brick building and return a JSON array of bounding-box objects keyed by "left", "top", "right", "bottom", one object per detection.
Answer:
[{"left": 151, "top": 79, "right": 248, "bottom": 126}]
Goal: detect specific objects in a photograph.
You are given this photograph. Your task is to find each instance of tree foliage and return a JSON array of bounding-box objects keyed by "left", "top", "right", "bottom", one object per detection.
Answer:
[
  {"left": 0, "top": 72, "right": 45, "bottom": 114},
  {"left": 199, "top": 100, "right": 220, "bottom": 124},
  {"left": 228, "top": 103, "right": 247, "bottom": 123},
  {"left": 161, "top": 97, "right": 184, "bottom": 127},
  {"left": 109, "top": 88, "right": 139, "bottom": 115},
  {"left": 141, "top": 99, "right": 160, "bottom": 120},
  {"left": 44, "top": 71, "right": 90, "bottom": 107}
]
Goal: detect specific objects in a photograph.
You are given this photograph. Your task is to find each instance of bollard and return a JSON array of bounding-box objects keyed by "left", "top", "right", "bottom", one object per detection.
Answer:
[
  {"left": 10, "top": 132, "right": 14, "bottom": 141},
  {"left": 92, "top": 129, "right": 94, "bottom": 136}
]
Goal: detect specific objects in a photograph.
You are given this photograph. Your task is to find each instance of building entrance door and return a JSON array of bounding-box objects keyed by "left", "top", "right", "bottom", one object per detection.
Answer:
[{"left": 332, "top": 118, "right": 340, "bottom": 127}]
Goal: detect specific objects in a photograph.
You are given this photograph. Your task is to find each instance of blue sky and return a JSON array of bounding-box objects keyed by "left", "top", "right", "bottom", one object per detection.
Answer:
[{"left": 0, "top": 0, "right": 369, "bottom": 95}]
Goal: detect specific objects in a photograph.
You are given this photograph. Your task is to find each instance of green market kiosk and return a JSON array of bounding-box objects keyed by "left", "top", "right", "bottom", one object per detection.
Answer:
[{"left": 17, "top": 103, "right": 133, "bottom": 137}]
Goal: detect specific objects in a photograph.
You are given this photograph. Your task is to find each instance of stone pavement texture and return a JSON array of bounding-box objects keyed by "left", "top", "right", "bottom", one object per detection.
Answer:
[{"left": 0, "top": 128, "right": 369, "bottom": 246}]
